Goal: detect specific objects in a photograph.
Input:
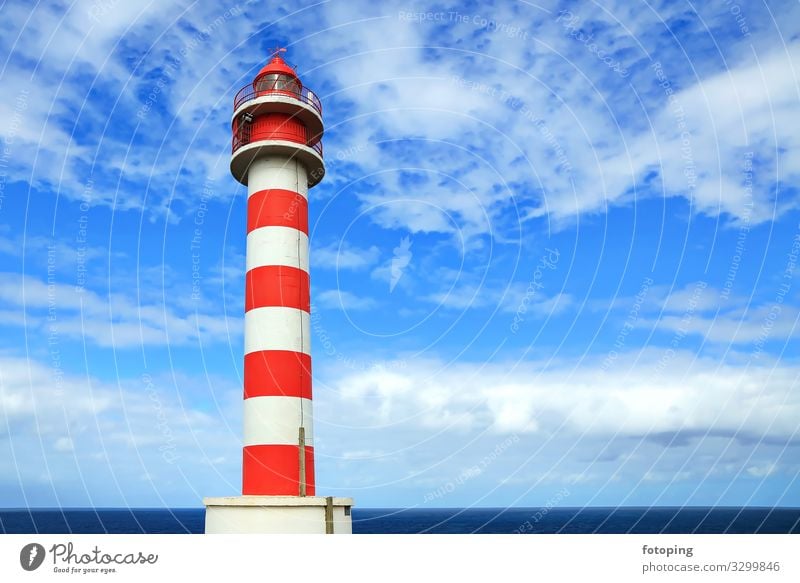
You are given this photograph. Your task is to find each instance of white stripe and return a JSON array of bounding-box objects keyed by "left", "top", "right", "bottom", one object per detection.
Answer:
[
  {"left": 243, "top": 396, "right": 313, "bottom": 447},
  {"left": 245, "top": 307, "right": 310, "bottom": 355},
  {"left": 247, "top": 156, "right": 308, "bottom": 198},
  {"left": 247, "top": 226, "right": 309, "bottom": 272}
]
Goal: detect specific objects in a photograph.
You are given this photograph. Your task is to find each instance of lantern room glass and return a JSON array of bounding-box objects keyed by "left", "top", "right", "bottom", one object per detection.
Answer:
[{"left": 255, "top": 73, "right": 300, "bottom": 95}]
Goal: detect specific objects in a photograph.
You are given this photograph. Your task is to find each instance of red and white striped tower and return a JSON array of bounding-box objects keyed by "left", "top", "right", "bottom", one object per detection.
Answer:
[{"left": 204, "top": 49, "right": 353, "bottom": 534}]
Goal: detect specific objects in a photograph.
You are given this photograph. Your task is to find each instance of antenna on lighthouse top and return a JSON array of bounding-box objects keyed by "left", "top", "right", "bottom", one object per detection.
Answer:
[
  {"left": 252, "top": 45, "right": 299, "bottom": 89},
  {"left": 269, "top": 46, "right": 287, "bottom": 60}
]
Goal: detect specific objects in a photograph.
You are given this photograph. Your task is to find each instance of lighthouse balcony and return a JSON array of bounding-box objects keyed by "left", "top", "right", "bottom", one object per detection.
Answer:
[
  {"left": 234, "top": 82, "right": 321, "bottom": 114},
  {"left": 232, "top": 82, "right": 323, "bottom": 144},
  {"left": 230, "top": 136, "right": 325, "bottom": 188},
  {"left": 232, "top": 116, "right": 323, "bottom": 157}
]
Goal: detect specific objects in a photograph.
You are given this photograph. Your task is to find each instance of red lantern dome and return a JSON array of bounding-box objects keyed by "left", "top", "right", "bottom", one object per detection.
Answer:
[{"left": 253, "top": 51, "right": 301, "bottom": 94}]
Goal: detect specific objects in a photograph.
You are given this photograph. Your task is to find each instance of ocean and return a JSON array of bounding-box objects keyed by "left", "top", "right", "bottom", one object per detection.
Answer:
[{"left": 1, "top": 507, "right": 798, "bottom": 534}]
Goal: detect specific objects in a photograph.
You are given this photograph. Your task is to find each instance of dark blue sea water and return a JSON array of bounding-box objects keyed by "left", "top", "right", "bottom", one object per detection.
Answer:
[{"left": 1, "top": 507, "right": 798, "bottom": 534}]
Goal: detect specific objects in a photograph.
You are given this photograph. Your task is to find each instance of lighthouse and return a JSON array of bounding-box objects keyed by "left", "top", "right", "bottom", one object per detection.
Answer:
[{"left": 204, "top": 49, "right": 353, "bottom": 534}]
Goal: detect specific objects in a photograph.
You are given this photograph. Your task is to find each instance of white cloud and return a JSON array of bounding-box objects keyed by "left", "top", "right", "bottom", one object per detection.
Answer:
[
  {"left": 307, "top": 3, "right": 800, "bottom": 240},
  {"left": 4, "top": 0, "right": 798, "bottom": 234},
  {"left": 0, "top": 1, "right": 256, "bottom": 212},
  {"left": 316, "top": 289, "right": 378, "bottom": 311},
  {"left": 53, "top": 437, "right": 74, "bottom": 452},
  {"left": 624, "top": 45, "right": 800, "bottom": 223},
  {"left": 654, "top": 282, "right": 719, "bottom": 314},
  {"left": 746, "top": 463, "right": 777, "bottom": 477},
  {"left": 0, "top": 272, "right": 239, "bottom": 348},
  {"left": 421, "top": 276, "right": 572, "bottom": 315},
  {"left": 423, "top": 282, "right": 504, "bottom": 311},
  {"left": 652, "top": 304, "right": 799, "bottom": 344},
  {"left": 308, "top": 347, "right": 798, "bottom": 503},
  {"left": 0, "top": 356, "right": 241, "bottom": 505},
  {"left": 328, "top": 350, "right": 800, "bottom": 443},
  {"left": 637, "top": 282, "right": 800, "bottom": 344},
  {"left": 312, "top": 242, "right": 381, "bottom": 270}
]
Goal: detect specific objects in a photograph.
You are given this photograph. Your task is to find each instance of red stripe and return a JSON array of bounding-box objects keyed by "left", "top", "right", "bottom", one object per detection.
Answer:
[
  {"left": 243, "top": 444, "right": 315, "bottom": 496},
  {"left": 244, "top": 350, "right": 312, "bottom": 399},
  {"left": 245, "top": 265, "right": 309, "bottom": 312},
  {"left": 248, "top": 189, "right": 308, "bottom": 234}
]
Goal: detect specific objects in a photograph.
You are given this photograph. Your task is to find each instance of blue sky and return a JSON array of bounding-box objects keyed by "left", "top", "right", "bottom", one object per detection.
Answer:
[{"left": 0, "top": 0, "right": 798, "bottom": 509}]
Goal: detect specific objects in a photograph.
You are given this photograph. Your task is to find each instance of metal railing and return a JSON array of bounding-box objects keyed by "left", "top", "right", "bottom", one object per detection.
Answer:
[
  {"left": 233, "top": 83, "right": 322, "bottom": 115},
  {"left": 232, "top": 128, "right": 323, "bottom": 157}
]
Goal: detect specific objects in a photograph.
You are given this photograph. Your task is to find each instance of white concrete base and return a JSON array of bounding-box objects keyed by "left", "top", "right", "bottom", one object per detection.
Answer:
[{"left": 203, "top": 496, "right": 354, "bottom": 534}]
